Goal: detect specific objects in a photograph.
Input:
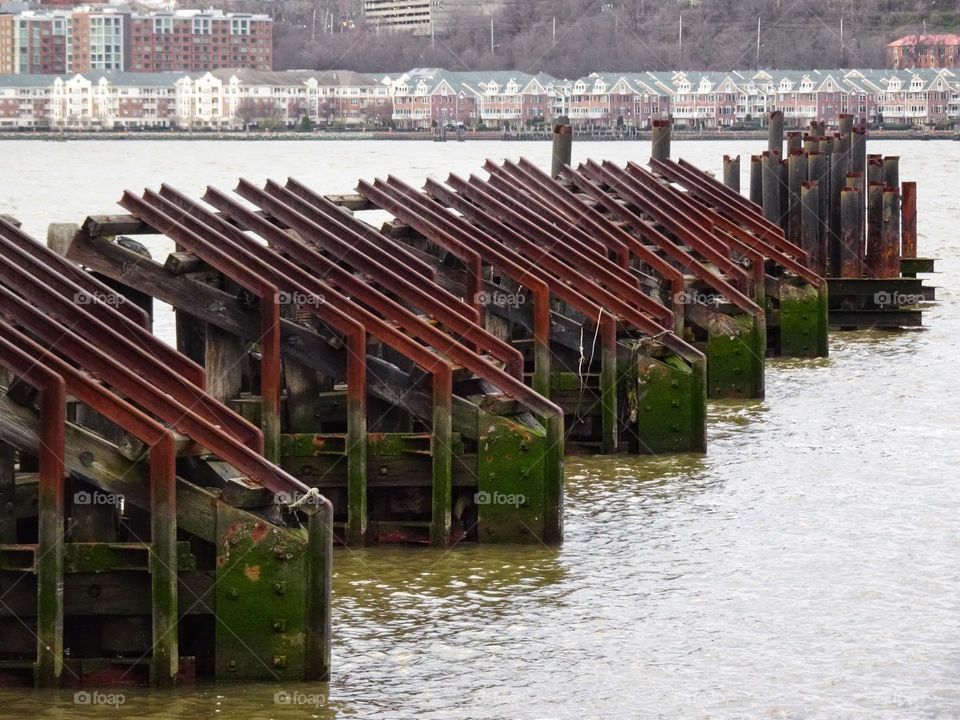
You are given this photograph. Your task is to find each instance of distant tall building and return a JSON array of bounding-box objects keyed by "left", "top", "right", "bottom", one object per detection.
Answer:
[
  {"left": 363, "top": 0, "right": 502, "bottom": 36},
  {"left": 0, "top": 8, "right": 272, "bottom": 74},
  {"left": 0, "top": 15, "right": 14, "bottom": 74},
  {"left": 68, "top": 9, "right": 124, "bottom": 72},
  {"left": 8, "top": 11, "right": 69, "bottom": 74},
  {"left": 125, "top": 10, "right": 272, "bottom": 72}
]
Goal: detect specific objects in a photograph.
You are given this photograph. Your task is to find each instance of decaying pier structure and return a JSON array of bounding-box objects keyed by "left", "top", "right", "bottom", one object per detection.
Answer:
[
  {"left": 0, "top": 129, "right": 845, "bottom": 687},
  {"left": 0, "top": 215, "right": 332, "bottom": 687},
  {"left": 726, "top": 110, "right": 935, "bottom": 327}
]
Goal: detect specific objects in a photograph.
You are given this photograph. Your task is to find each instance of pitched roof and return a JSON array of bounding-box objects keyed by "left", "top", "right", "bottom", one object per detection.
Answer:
[{"left": 888, "top": 34, "right": 960, "bottom": 48}]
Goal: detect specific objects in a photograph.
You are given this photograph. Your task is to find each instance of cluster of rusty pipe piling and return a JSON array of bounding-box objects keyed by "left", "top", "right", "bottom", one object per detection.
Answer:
[{"left": 736, "top": 111, "right": 936, "bottom": 328}]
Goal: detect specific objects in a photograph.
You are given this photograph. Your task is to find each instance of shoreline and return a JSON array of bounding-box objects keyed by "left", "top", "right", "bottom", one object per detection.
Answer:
[{"left": 0, "top": 128, "right": 953, "bottom": 142}]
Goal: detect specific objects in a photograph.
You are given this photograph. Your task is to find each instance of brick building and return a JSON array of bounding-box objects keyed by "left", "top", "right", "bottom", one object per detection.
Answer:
[
  {"left": 0, "top": 8, "right": 271, "bottom": 74},
  {"left": 888, "top": 34, "right": 960, "bottom": 69},
  {"left": 125, "top": 10, "right": 272, "bottom": 73}
]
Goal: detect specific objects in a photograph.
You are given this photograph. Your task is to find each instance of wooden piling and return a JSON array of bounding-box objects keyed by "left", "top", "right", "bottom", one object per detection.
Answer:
[
  {"left": 828, "top": 142, "right": 848, "bottom": 275},
  {"left": 819, "top": 135, "right": 835, "bottom": 156},
  {"left": 0, "top": 415, "right": 13, "bottom": 543},
  {"left": 807, "top": 152, "right": 829, "bottom": 277},
  {"left": 651, "top": 119, "right": 671, "bottom": 163},
  {"left": 723, "top": 155, "right": 740, "bottom": 192},
  {"left": 867, "top": 155, "right": 884, "bottom": 185},
  {"left": 901, "top": 181, "right": 917, "bottom": 259},
  {"left": 551, "top": 116, "right": 573, "bottom": 179},
  {"left": 847, "top": 172, "right": 865, "bottom": 267},
  {"left": 779, "top": 158, "right": 790, "bottom": 232},
  {"left": 836, "top": 128, "right": 851, "bottom": 177},
  {"left": 838, "top": 113, "right": 854, "bottom": 137}
]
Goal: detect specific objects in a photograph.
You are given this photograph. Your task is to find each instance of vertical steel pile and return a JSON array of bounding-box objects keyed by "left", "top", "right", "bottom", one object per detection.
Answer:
[
  {"left": 0, "top": 216, "right": 332, "bottom": 687},
  {"left": 738, "top": 111, "right": 935, "bottom": 328}
]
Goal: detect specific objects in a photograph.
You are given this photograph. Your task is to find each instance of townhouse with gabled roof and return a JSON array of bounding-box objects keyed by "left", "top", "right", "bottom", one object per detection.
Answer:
[
  {"left": 565, "top": 73, "right": 668, "bottom": 128},
  {"left": 389, "top": 69, "right": 557, "bottom": 129},
  {"left": 665, "top": 71, "right": 743, "bottom": 128},
  {"left": 863, "top": 67, "right": 956, "bottom": 126}
]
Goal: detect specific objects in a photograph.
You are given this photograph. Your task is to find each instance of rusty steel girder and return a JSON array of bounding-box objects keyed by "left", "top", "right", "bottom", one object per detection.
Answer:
[{"left": 112, "top": 182, "right": 563, "bottom": 545}]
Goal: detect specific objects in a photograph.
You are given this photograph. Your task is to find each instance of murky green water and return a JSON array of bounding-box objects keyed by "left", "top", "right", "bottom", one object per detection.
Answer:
[{"left": 0, "top": 139, "right": 957, "bottom": 719}]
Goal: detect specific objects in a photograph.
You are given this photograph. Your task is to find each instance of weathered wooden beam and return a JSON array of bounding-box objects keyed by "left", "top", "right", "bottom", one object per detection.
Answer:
[
  {"left": 164, "top": 252, "right": 206, "bottom": 275},
  {"left": 82, "top": 215, "right": 153, "bottom": 237},
  {"left": 323, "top": 194, "right": 375, "bottom": 211},
  {"left": 0, "top": 394, "right": 217, "bottom": 543}
]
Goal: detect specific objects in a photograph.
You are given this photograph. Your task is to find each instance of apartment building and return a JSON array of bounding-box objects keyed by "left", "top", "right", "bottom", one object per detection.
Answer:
[
  {"left": 125, "top": 10, "right": 272, "bottom": 73},
  {"left": 888, "top": 34, "right": 960, "bottom": 69},
  {"left": 0, "top": 72, "right": 51, "bottom": 127},
  {"left": 8, "top": 10, "right": 68, "bottom": 74},
  {"left": 0, "top": 8, "right": 272, "bottom": 74},
  {"left": 68, "top": 8, "right": 124, "bottom": 72},
  {"left": 565, "top": 73, "right": 668, "bottom": 127},
  {"left": 0, "top": 15, "right": 14, "bottom": 74},
  {"left": 860, "top": 67, "right": 956, "bottom": 126},
  {"left": 0, "top": 68, "right": 387, "bottom": 129},
  {"left": 389, "top": 68, "right": 555, "bottom": 129},
  {"left": 363, "top": 0, "right": 503, "bottom": 36}
]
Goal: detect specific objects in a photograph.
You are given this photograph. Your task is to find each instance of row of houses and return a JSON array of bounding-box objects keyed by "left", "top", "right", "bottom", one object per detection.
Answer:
[
  {"left": 1, "top": 66, "right": 959, "bottom": 130},
  {"left": 388, "top": 67, "right": 960, "bottom": 130},
  {"left": 0, "top": 68, "right": 390, "bottom": 129}
]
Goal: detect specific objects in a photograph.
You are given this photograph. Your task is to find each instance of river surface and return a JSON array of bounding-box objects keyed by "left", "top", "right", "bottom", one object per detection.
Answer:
[{"left": 0, "top": 139, "right": 957, "bottom": 719}]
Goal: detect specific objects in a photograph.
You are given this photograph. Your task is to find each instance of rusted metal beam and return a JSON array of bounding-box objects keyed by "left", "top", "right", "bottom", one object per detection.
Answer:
[
  {"left": 259, "top": 180, "right": 525, "bottom": 375},
  {"left": 504, "top": 158, "right": 687, "bottom": 330},
  {"left": 117, "top": 192, "right": 283, "bottom": 463},
  {"left": 561, "top": 165, "right": 758, "bottom": 317},
  {"left": 0, "top": 321, "right": 179, "bottom": 688},
  {"left": 0, "top": 232, "right": 260, "bottom": 452},
  {"left": 0, "top": 215, "right": 150, "bottom": 330},
  {"left": 357, "top": 176, "right": 553, "bottom": 398},
  {"left": 458, "top": 172, "right": 672, "bottom": 325},
  {"left": 197, "top": 183, "right": 563, "bottom": 543},
  {"left": 0, "top": 330, "right": 65, "bottom": 687},
  {"left": 0, "top": 217, "right": 204, "bottom": 387}
]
